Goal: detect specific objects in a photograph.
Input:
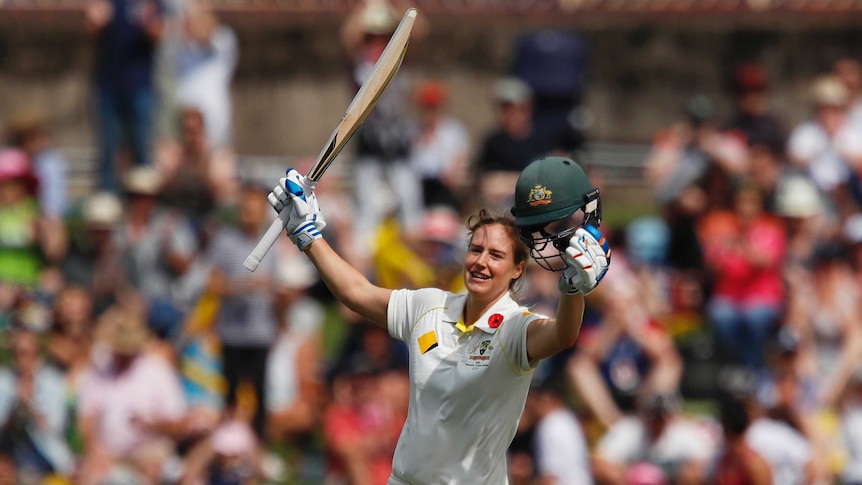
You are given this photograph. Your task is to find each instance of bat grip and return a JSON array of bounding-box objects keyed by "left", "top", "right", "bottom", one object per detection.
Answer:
[{"left": 243, "top": 210, "right": 289, "bottom": 272}]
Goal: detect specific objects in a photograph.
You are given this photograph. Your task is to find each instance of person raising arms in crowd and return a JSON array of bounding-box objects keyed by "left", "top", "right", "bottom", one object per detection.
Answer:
[{"left": 266, "top": 155, "right": 610, "bottom": 484}]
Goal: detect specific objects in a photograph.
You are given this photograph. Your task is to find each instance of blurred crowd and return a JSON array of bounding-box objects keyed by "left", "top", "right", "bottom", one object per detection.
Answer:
[{"left": 2, "top": 0, "right": 862, "bottom": 484}]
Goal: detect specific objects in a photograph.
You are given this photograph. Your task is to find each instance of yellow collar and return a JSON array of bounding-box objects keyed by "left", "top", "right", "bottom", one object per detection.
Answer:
[{"left": 454, "top": 317, "right": 475, "bottom": 334}]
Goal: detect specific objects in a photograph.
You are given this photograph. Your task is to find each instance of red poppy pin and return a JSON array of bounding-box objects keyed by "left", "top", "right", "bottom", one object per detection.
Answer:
[{"left": 488, "top": 313, "right": 504, "bottom": 329}]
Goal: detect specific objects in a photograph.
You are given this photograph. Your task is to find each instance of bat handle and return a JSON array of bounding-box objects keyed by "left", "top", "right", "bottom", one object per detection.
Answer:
[{"left": 243, "top": 210, "right": 289, "bottom": 272}]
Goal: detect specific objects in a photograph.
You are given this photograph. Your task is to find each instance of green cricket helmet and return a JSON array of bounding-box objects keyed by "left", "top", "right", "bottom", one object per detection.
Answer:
[{"left": 510, "top": 156, "right": 601, "bottom": 271}]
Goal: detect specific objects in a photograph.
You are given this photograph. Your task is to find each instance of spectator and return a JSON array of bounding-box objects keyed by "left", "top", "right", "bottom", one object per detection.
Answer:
[
  {"left": 0, "top": 448, "right": 15, "bottom": 485},
  {"left": 157, "top": 106, "right": 239, "bottom": 221},
  {"left": 371, "top": 206, "right": 466, "bottom": 293},
  {"left": 203, "top": 182, "right": 282, "bottom": 438},
  {"left": 84, "top": 0, "right": 166, "bottom": 192},
  {"left": 322, "top": 363, "right": 402, "bottom": 485},
  {"left": 75, "top": 302, "right": 187, "bottom": 485},
  {"left": 833, "top": 57, "right": 862, "bottom": 128},
  {"left": 510, "top": 29, "right": 588, "bottom": 155},
  {"left": 180, "top": 419, "right": 264, "bottom": 485},
  {"left": 0, "top": 148, "right": 65, "bottom": 289},
  {"left": 592, "top": 392, "right": 718, "bottom": 485},
  {"left": 341, "top": 0, "right": 425, "bottom": 248},
  {"left": 408, "top": 80, "right": 471, "bottom": 209},
  {"left": 783, "top": 242, "right": 862, "bottom": 408},
  {"left": 45, "top": 285, "right": 96, "bottom": 384},
  {"left": 62, "top": 191, "right": 129, "bottom": 315},
  {"left": 713, "top": 393, "right": 773, "bottom": 485},
  {"left": 527, "top": 373, "right": 593, "bottom": 485},
  {"left": 644, "top": 94, "right": 748, "bottom": 210},
  {"left": 839, "top": 369, "right": 862, "bottom": 485},
  {"left": 787, "top": 74, "right": 862, "bottom": 213},
  {"left": 568, "top": 254, "right": 683, "bottom": 428},
  {"left": 118, "top": 167, "right": 199, "bottom": 339},
  {"left": 6, "top": 110, "right": 69, "bottom": 220},
  {"left": 699, "top": 179, "right": 786, "bottom": 372},
  {"left": 171, "top": 0, "right": 238, "bottom": 150},
  {"left": 265, "top": 245, "right": 325, "bottom": 443},
  {"left": 474, "top": 77, "right": 548, "bottom": 212},
  {"left": 772, "top": 173, "right": 829, "bottom": 298},
  {"left": 724, "top": 62, "right": 785, "bottom": 151},
  {"left": 0, "top": 325, "right": 74, "bottom": 482},
  {"left": 744, "top": 383, "right": 817, "bottom": 485}
]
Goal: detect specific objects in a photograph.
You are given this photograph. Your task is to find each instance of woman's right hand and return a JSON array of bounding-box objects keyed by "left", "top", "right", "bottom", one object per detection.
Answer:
[{"left": 268, "top": 168, "right": 326, "bottom": 251}]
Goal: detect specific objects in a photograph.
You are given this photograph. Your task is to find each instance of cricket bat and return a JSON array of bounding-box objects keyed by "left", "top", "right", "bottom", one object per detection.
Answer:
[{"left": 244, "top": 7, "right": 417, "bottom": 272}]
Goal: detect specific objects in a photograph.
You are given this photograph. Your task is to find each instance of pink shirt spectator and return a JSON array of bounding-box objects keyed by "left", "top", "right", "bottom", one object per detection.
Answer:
[
  {"left": 77, "top": 348, "right": 187, "bottom": 457},
  {"left": 700, "top": 210, "right": 786, "bottom": 306}
]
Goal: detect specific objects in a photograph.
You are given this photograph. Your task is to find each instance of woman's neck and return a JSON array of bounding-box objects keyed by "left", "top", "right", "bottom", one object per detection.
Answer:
[{"left": 464, "top": 291, "right": 508, "bottom": 325}]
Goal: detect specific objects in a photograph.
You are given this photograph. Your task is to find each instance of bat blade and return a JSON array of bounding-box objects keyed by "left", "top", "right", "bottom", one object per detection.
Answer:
[{"left": 244, "top": 8, "right": 417, "bottom": 272}]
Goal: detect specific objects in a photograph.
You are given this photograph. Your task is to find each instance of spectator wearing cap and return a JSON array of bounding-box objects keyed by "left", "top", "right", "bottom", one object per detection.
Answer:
[
  {"left": 0, "top": 148, "right": 65, "bottom": 289},
  {"left": 772, "top": 173, "right": 830, "bottom": 296},
  {"left": 407, "top": 80, "right": 471, "bottom": 210},
  {"left": 118, "top": 167, "right": 199, "bottom": 340},
  {"left": 787, "top": 74, "right": 862, "bottom": 210},
  {"left": 0, "top": 325, "right": 75, "bottom": 482},
  {"left": 592, "top": 392, "right": 718, "bottom": 485},
  {"left": 75, "top": 303, "right": 187, "bottom": 485},
  {"left": 62, "top": 191, "right": 130, "bottom": 314},
  {"left": 474, "top": 77, "right": 550, "bottom": 212},
  {"left": 723, "top": 62, "right": 786, "bottom": 151},
  {"left": 340, "top": 0, "right": 428, "bottom": 254}
]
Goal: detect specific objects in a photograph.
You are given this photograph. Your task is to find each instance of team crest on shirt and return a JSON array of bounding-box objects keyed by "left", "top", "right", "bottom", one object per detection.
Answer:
[
  {"left": 463, "top": 339, "right": 494, "bottom": 370},
  {"left": 527, "top": 185, "right": 553, "bottom": 206}
]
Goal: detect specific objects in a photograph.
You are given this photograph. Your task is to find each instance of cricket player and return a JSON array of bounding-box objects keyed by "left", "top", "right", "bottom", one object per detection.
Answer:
[{"left": 268, "top": 155, "right": 610, "bottom": 484}]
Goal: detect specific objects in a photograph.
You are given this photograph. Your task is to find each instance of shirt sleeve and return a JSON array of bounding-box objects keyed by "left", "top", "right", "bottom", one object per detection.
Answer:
[
  {"left": 387, "top": 288, "right": 416, "bottom": 343},
  {"left": 497, "top": 310, "right": 545, "bottom": 374}
]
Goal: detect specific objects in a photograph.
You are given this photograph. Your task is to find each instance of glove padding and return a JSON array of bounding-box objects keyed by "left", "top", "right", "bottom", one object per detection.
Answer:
[
  {"left": 559, "top": 224, "right": 611, "bottom": 296},
  {"left": 267, "top": 168, "right": 326, "bottom": 251}
]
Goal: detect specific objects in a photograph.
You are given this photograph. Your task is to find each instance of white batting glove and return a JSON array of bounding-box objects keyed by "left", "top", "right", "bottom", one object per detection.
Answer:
[
  {"left": 268, "top": 168, "right": 326, "bottom": 251},
  {"left": 559, "top": 224, "right": 611, "bottom": 296}
]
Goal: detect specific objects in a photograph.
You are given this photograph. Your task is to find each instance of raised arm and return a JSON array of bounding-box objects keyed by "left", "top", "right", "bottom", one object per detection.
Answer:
[
  {"left": 305, "top": 239, "right": 392, "bottom": 328},
  {"left": 268, "top": 169, "right": 392, "bottom": 328},
  {"left": 526, "top": 225, "right": 610, "bottom": 361}
]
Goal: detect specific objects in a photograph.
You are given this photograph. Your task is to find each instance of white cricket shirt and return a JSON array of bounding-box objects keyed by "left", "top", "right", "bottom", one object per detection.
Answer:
[{"left": 386, "top": 288, "right": 546, "bottom": 485}]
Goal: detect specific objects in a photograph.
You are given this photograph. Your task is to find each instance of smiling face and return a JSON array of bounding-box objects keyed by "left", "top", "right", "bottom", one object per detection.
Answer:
[{"left": 464, "top": 222, "right": 525, "bottom": 306}]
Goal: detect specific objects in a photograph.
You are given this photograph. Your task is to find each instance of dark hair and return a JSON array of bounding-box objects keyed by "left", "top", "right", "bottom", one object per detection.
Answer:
[{"left": 466, "top": 209, "right": 529, "bottom": 291}]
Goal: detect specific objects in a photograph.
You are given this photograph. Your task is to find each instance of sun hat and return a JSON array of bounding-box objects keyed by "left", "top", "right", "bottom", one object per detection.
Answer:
[
  {"left": 100, "top": 305, "right": 150, "bottom": 356},
  {"left": 0, "top": 148, "right": 38, "bottom": 194}
]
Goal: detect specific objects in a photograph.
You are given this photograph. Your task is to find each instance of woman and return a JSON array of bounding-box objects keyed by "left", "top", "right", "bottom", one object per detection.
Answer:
[{"left": 267, "top": 157, "right": 610, "bottom": 484}]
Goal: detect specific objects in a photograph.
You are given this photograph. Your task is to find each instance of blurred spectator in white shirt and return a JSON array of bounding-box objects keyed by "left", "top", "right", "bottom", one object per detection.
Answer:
[
  {"left": 592, "top": 392, "right": 718, "bottom": 485},
  {"left": 527, "top": 373, "right": 593, "bottom": 485},
  {"left": 171, "top": 0, "right": 238, "bottom": 149},
  {"left": 408, "top": 80, "right": 470, "bottom": 210},
  {"left": 787, "top": 75, "right": 862, "bottom": 213}
]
